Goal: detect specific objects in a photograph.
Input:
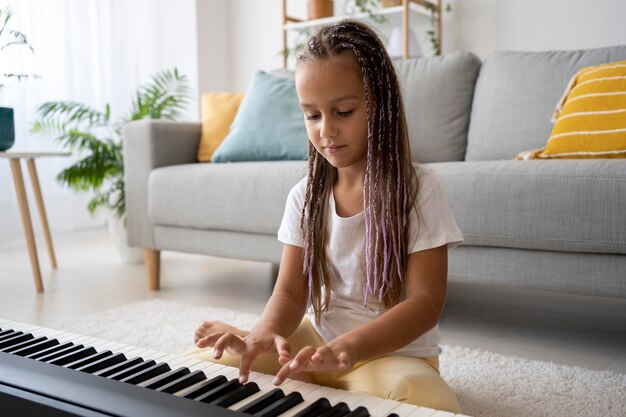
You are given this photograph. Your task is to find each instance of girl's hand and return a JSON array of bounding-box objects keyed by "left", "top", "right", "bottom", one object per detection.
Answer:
[
  {"left": 196, "top": 327, "right": 291, "bottom": 384},
  {"left": 272, "top": 341, "right": 356, "bottom": 385}
]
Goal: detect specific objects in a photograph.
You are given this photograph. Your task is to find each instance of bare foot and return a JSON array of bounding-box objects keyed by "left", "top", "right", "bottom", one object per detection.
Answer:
[{"left": 194, "top": 320, "right": 249, "bottom": 343}]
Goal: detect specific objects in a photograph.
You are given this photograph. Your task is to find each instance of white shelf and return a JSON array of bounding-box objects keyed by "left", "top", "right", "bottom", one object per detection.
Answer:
[{"left": 283, "top": 3, "right": 431, "bottom": 31}]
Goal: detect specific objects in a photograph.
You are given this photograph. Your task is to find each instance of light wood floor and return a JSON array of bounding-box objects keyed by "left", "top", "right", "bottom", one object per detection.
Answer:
[{"left": 1, "top": 228, "right": 625, "bottom": 374}]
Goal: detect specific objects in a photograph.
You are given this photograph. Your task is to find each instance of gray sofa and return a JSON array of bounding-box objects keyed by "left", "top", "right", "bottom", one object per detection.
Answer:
[{"left": 123, "top": 45, "right": 626, "bottom": 299}]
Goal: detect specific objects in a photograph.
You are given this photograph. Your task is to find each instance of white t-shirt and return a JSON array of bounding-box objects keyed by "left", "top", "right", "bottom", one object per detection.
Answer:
[{"left": 277, "top": 164, "right": 463, "bottom": 357}]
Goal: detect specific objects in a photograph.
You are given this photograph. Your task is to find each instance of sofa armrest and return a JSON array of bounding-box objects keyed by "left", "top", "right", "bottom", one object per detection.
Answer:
[{"left": 122, "top": 119, "right": 201, "bottom": 248}]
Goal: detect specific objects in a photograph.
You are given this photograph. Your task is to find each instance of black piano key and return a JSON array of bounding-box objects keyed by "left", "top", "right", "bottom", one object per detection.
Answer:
[
  {"left": 210, "top": 382, "right": 260, "bottom": 408},
  {"left": 10, "top": 338, "right": 59, "bottom": 357},
  {"left": 156, "top": 369, "right": 206, "bottom": 394},
  {"left": 344, "top": 406, "right": 370, "bottom": 417},
  {"left": 255, "top": 391, "right": 304, "bottom": 417},
  {"left": 0, "top": 330, "right": 20, "bottom": 342},
  {"left": 25, "top": 341, "right": 73, "bottom": 359},
  {"left": 183, "top": 374, "right": 229, "bottom": 399},
  {"left": 0, "top": 329, "right": 15, "bottom": 337},
  {"left": 1, "top": 336, "right": 47, "bottom": 353},
  {"left": 65, "top": 350, "right": 113, "bottom": 370},
  {"left": 48, "top": 346, "right": 97, "bottom": 366},
  {"left": 239, "top": 388, "right": 286, "bottom": 415},
  {"left": 386, "top": 414, "right": 399, "bottom": 417},
  {"left": 76, "top": 352, "right": 127, "bottom": 374},
  {"left": 108, "top": 359, "right": 157, "bottom": 380},
  {"left": 293, "top": 398, "right": 333, "bottom": 417},
  {"left": 119, "top": 362, "right": 171, "bottom": 385},
  {"left": 94, "top": 356, "right": 143, "bottom": 377},
  {"left": 0, "top": 332, "right": 33, "bottom": 349},
  {"left": 35, "top": 344, "right": 84, "bottom": 362},
  {"left": 143, "top": 367, "right": 190, "bottom": 389},
  {"left": 318, "top": 402, "right": 350, "bottom": 417},
  {"left": 195, "top": 379, "right": 242, "bottom": 404}
]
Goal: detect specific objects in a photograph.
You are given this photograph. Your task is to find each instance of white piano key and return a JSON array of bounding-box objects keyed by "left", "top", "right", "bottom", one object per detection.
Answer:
[
  {"left": 349, "top": 394, "right": 385, "bottom": 412},
  {"left": 369, "top": 398, "right": 405, "bottom": 417},
  {"left": 431, "top": 411, "right": 456, "bottom": 417},
  {"left": 406, "top": 407, "right": 438, "bottom": 417},
  {"left": 278, "top": 378, "right": 307, "bottom": 394},
  {"left": 187, "top": 361, "right": 226, "bottom": 374},
  {"left": 339, "top": 392, "right": 369, "bottom": 409},
  {"left": 280, "top": 385, "right": 342, "bottom": 417},
  {"left": 387, "top": 402, "right": 421, "bottom": 417}
]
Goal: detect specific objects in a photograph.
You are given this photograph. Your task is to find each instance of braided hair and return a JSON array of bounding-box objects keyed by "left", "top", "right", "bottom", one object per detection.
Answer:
[{"left": 296, "top": 19, "right": 419, "bottom": 323}]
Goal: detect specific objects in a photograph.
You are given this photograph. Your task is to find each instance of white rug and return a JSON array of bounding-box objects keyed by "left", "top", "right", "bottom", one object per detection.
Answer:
[{"left": 52, "top": 299, "right": 626, "bottom": 417}]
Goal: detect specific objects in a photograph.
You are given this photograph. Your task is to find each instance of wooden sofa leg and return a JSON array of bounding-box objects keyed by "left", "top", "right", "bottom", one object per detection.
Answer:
[{"left": 144, "top": 249, "right": 161, "bottom": 290}]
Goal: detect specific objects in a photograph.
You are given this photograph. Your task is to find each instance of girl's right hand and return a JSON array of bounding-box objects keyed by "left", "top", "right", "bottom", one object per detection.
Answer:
[{"left": 196, "top": 326, "right": 291, "bottom": 384}]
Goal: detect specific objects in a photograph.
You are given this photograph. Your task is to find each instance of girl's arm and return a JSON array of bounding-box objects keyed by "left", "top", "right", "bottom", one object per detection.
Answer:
[
  {"left": 273, "top": 244, "right": 448, "bottom": 383},
  {"left": 197, "top": 243, "right": 308, "bottom": 383}
]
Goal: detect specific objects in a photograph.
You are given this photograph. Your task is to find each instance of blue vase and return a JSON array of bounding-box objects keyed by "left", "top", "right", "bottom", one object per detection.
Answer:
[{"left": 0, "top": 107, "right": 15, "bottom": 151}]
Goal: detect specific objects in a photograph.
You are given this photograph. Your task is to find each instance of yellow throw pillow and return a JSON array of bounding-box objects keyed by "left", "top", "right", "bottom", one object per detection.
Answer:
[
  {"left": 197, "top": 92, "right": 244, "bottom": 162},
  {"left": 525, "top": 60, "right": 626, "bottom": 159}
]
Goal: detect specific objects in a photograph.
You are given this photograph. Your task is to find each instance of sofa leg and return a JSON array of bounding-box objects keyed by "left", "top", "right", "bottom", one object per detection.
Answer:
[{"left": 144, "top": 249, "right": 161, "bottom": 290}]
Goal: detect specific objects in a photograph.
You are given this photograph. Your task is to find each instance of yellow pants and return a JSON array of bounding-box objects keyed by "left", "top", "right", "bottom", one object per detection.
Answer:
[{"left": 184, "top": 317, "right": 462, "bottom": 414}]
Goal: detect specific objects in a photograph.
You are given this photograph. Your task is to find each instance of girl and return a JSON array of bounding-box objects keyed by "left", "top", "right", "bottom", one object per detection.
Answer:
[{"left": 188, "top": 19, "right": 463, "bottom": 413}]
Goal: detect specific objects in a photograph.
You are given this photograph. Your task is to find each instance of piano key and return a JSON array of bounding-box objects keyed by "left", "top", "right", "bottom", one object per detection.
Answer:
[
  {"left": 319, "top": 402, "right": 351, "bottom": 417},
  {"left": 386, "top": 403, "right": 421, "bottom": 417},
  {"left": 278, "top": 379, "right": 307, "bottom": 395},
  {"left": 368, "top": 399, "right": 404, "bottom": 417},
  {"left": 281, "top": 386, "right": 351, "bottom": 417},
  {"left": 10, "top": 338, "right": 59, "bottom": 357},
  {"left": 1, "top": 336, "right": 47, "bottom": 353},
  {"left": 36, "top": 344, "right": 85, "bottom": 362},
  {"left": 76, "top": 352, "right": 127, "bottom": 373},
  {"left": 180, "top": 374, "right": 229, "bottom": 399},
  {"left": 156, "top": 369, "right": 207, "bottom": 394},
  {"left": 228, "top": 374, "right": 275, "bottom": 410},
  {"left": 48, "top": 346, "right": 97, "bottom": 366},
  {"left": 430, "top": 412, "right": 456, "bottom": 417},
  {"left": 256, "top": 391, "right": 305, "bottom": 417},
  {"left": 119, "top": 362, "right": 171, "bottom": 384},
  {"left": 349, "top": 396, "right": 385, "bottom": 413},
  {"left": 344, "top": 406, "right": 370, "bottom": 417},
  {"left": 108, "top": 359, "right": 157, "bottom": 380},
  {"left": 0, "top": 330, "right": 22, "bottom": 343},
  {"left": 26, "top": 341, "right": 75, "bottom": 359},
  {"left": 188, "top": 360, "right": 227, "bottom": 374},
  {"left": 93, "top": 356, "right": 144, "bottom": 377},
  {"left": 0, "top": 328, "right": 14, "bottom": 337},
  {"left": 237, "top": 387, "right": 285, "bottom": 414},
  {"left": 405, "top": 407, "right": 438, "bottom": 417},
  {"left": 292, "top": 397, "right": 333, "bottom": 417},
  {"left": 209, "top": 382, "right": 260, "bottom": 407},
  {"left": 195, "top": 378, "right": 242, "bottom": 403},
  {"left": 339, "top": 393, "right": 369, "bottom": 410},
  {"left": 65, "top": 350, "right": 114, "bottom": 369},
  {"left": 140, "top": 367, "right": 191, "bottom": 389},
  {"left": 0, "top": 332, "right": 33, "bottom": 348}
]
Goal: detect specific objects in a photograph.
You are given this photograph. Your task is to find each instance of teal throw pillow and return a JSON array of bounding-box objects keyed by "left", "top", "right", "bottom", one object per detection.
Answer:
[{"left": 211, "top": 70, "right": 309, "bottom": 162}]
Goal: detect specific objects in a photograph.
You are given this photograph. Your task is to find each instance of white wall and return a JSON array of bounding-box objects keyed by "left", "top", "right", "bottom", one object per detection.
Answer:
[{"left": 196, "top": 0, "right": 626, "bottom": 93}]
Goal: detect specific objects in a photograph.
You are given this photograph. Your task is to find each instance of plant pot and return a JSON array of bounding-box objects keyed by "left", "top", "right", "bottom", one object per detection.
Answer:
[
  {"left": 309, "top": 0, "right": 333, "bottom": 20},
  {"left": 381, "top": 0, "right": 402, "bottom": 7},
  {"left": 0, "top": 107, "right": 15, "bottom": 151},
  {"left": 107, "top": 211, "right": 144, "bottom": 264}
]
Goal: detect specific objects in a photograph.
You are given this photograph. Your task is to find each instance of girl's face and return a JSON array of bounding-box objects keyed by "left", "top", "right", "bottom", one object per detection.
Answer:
[{"left": 295, "top": 53, "right": 369, "bottom": 173}]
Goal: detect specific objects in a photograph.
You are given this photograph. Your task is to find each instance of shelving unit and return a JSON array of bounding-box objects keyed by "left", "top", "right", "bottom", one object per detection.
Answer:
[{"left": 281, "top": 0, "right": 442, "bottom": 68}]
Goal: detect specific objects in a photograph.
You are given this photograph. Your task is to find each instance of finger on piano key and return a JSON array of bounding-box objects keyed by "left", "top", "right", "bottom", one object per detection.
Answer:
[{"left": 227, "top": 374, "right": 274, "bottom": 410}]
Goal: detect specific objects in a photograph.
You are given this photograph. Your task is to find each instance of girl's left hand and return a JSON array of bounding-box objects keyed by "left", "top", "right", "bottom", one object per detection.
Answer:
[{"left": 272, "top": 342, "right": 356, "bottom": 385}]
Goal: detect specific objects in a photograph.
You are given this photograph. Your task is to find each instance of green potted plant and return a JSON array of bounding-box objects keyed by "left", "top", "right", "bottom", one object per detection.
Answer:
[
  {"left": 31, "top": 68, "right": 191, "bottom": 262},
  {"left": 0, "top": 6, "right": 36, "bottom": 151}
]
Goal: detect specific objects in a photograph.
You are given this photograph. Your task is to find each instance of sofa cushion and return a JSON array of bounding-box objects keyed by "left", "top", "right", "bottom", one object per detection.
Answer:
[
  {"left": 466, "top": 45, "right": 626, "bottom": 161},
  {"left": 429, "top": 160, "right": 626, "bottom": 254},
  {"left": 197, "top": 92, "right": 244, "bottom": 162},
  {"left": 211, "top": 71, "right": 309, "bottom": 162},
  {"left": 148, "top": 161, "right": 307, "bottom": 234},
  {"left": 394, "top": 52, "right": 481, "bottom": 163}
]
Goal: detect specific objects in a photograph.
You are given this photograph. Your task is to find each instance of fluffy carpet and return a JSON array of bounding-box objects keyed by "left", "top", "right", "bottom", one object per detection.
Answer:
[{"left": 52, "top": 299, "right": 625, "bottom": 417}]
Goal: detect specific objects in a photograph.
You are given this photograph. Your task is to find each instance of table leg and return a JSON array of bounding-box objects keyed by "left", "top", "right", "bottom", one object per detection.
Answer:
[
  {"left": 10, "top": 159, "right": 44, "bottom": 292},
  {"left": 26, "top": 158, "right": 58, "bottom": 269}
]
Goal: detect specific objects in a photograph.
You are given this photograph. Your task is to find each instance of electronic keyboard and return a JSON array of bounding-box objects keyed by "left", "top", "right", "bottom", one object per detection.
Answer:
[{"left": 0, "top": 319, "right": 470, "bottom": 417}]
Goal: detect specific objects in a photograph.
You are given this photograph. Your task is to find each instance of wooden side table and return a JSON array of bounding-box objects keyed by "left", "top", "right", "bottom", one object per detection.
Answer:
[{"left": 0, "top": 151, "right": 70, "bottom": 292}]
